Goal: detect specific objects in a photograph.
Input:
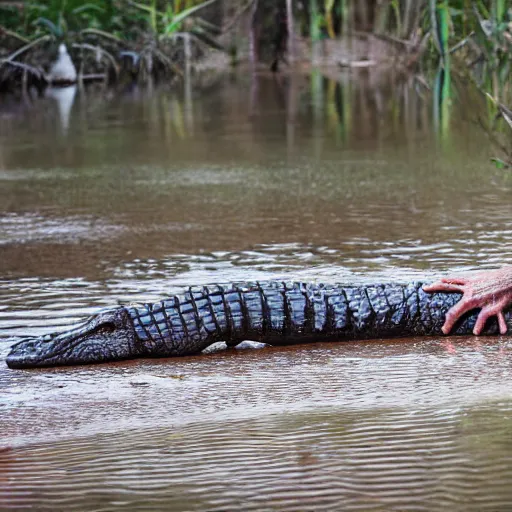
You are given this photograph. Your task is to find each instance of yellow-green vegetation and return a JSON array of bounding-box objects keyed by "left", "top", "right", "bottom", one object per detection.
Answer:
[
  {"left": 0, "top": 0, "right": 511, "bottom": 105},
  {"left": 303, "top": 1, "right": 512, "bottom": 159},
  {"left": 0, "top": 0, "right": 224, "bottom": 85},
  {"left": 0, "top": 0, "right": 220, "bottom": 39}
]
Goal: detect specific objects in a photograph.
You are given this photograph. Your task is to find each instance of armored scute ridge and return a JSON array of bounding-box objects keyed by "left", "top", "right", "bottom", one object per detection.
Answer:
[{"left": 6, "top": 281, "right": 509, "bottom": 368}]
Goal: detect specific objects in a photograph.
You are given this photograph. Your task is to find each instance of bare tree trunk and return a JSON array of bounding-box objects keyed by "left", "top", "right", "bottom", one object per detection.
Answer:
[
  {"left": 357, "top": 0, "right": 369, "bottom": 31},
  {"left": 248, "top": 0, "right": 258, "bottom": 69},
  {"left": 286, "top": 0, "right": 295, "bottom": 62}
]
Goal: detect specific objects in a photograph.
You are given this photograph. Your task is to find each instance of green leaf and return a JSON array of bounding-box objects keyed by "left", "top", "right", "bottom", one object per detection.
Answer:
[
  {"left": 81, "top": 28, "right": 124, "bottom": 43},
  {"left": 495, "top": 0, "right": 506, "bottom": 23},
  {"left": 448, "top": 7, "right": 463, "bottom": 17},
  {"left": 437, "top": 3, "right": 451, "bottom": 56},
  {"left": 165, "top": 0, "right": 219, "bottom": 34},
  {"left": 490, "top": 157, "right": 509, "bottom": 168},
  {"left": 33, "top": 17, "right": 62, "bottom": 37},
  {"left": 128, "top": 1, "right": 156, "bottom": 15},
  {"left": 72, "top": 3, "right": 105, "bottom": 15}
]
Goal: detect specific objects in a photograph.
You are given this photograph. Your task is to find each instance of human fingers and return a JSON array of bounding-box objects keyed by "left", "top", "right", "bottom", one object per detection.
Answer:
[
  {"left": 440, "top": 277, "right": 468, "bottom": 285},
  {"left": 442, "top": 299, "right": 476, "bottom": 334},
  {"left": 498, "top": 311, "right": 508, "bottom": 335},
  {"left": 423, "top": 281, "right": 464, "bottom": 293},
  {"left": 473, "top": 307, "right": 492, "bottom": 335},
  {"left": 473, "top": 303, "right": 507, "bottom": 335}
]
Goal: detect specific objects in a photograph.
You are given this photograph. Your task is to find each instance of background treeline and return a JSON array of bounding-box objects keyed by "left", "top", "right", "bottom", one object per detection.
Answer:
[{"left": 0, "top": 1, "right": 510, "bottom": 92}]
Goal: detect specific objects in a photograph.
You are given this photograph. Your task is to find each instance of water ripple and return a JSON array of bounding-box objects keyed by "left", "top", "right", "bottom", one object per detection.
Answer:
[{"left": 2, "top": 401, "right": 512, "bottom": 511}]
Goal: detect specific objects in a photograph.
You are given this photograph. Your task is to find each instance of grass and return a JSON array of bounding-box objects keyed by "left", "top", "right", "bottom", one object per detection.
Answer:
[{"left": 0, "top": 0, "right": 225, "bottom": 86}]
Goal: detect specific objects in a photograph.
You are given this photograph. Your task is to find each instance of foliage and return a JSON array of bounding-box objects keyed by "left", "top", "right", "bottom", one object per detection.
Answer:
[
  {"left": 3, "top": 0, "right": 118, "bottom": 39},
  {"left": 1, "top": 0, "right": 511, "bottom": 95},
  {"left": 0, "top": 0, "right": 223, "bottom": 83},
  {"left": 1, "top": 0, "right": 221, "bottom": 39},
  {"left": 127, "top": 0, "right": 221, "bottom": 44}
]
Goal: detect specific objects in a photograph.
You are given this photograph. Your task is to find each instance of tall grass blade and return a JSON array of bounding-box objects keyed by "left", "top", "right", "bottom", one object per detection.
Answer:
[
  {"left": 81, "top": 28, "right": 123, "bottom": 43},
  {"left": 340, "top": 0, "right": 348, "bottom": 35},
  {"left": 437, "top": 3, "right": 451, "bottom": 59},
  {"left": 430, "top": 0, "right": 441, "bottom": 55},
  {"left": 72, "top": 4, "right": 105, "bottom": 16},
  {"left": 494, "top": 0, "right": 506, "bottom": 22},
  {"left": 34, "top": 17, "right": 61, "bottom": 37},
  {"left": 165, "top": 0, "right": 220, "bottom": 34},
  {"left": 325, "top": 0, "right": 336, "bottom": 38}
]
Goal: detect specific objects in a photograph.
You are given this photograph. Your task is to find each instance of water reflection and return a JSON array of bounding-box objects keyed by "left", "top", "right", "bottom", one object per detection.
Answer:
[
  {"left": 45, "top": 85, "right": 77, "bottom": 134},
  {"left": 1, "top": 70, "right": 512, "bottom": 325},
  {"left": 3, "top": 404, "right": 512, "bottom": 511},
  {"left": 0, "top": 68, "right": 466, "bottom": 164}
]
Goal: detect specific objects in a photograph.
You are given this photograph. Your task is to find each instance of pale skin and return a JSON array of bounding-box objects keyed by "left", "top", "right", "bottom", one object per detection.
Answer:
[{"left": 423, "top": 266, "right": 512, "bottom": 335}]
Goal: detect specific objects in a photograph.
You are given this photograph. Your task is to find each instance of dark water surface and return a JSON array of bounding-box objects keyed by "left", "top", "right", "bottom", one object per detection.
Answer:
[{"left": 1, "top": 70, "right": 512, "bottom": 510}]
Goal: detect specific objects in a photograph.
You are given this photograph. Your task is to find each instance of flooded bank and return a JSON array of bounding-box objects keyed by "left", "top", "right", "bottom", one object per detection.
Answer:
[{"left": 1, "top": 69, "right": 512, "bottom": 509}]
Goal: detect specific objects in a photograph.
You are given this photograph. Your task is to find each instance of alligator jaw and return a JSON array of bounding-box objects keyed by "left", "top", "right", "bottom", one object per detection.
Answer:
[{"left": 6, "top": 308, "right": 137, "bottom": 369}]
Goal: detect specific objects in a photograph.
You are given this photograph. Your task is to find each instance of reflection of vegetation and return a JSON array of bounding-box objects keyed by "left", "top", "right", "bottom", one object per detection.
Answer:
[{"left": 2, "top": 0, "right": 512, "bottom": 159}]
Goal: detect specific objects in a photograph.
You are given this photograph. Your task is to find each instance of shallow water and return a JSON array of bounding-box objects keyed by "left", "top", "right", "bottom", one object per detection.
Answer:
[{"left": 1, "top": 69, "right": 512, "bottom": 510}]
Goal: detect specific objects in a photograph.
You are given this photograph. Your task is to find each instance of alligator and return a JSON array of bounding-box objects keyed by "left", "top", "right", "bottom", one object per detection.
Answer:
[{"left": 6, "top": 280, "right": 509, "bottom": 369}]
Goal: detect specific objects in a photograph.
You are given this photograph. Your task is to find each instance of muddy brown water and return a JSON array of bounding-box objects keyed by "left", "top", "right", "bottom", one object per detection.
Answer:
[{"left": 1, "top": 70, "right": 512, "bottom": 510}]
